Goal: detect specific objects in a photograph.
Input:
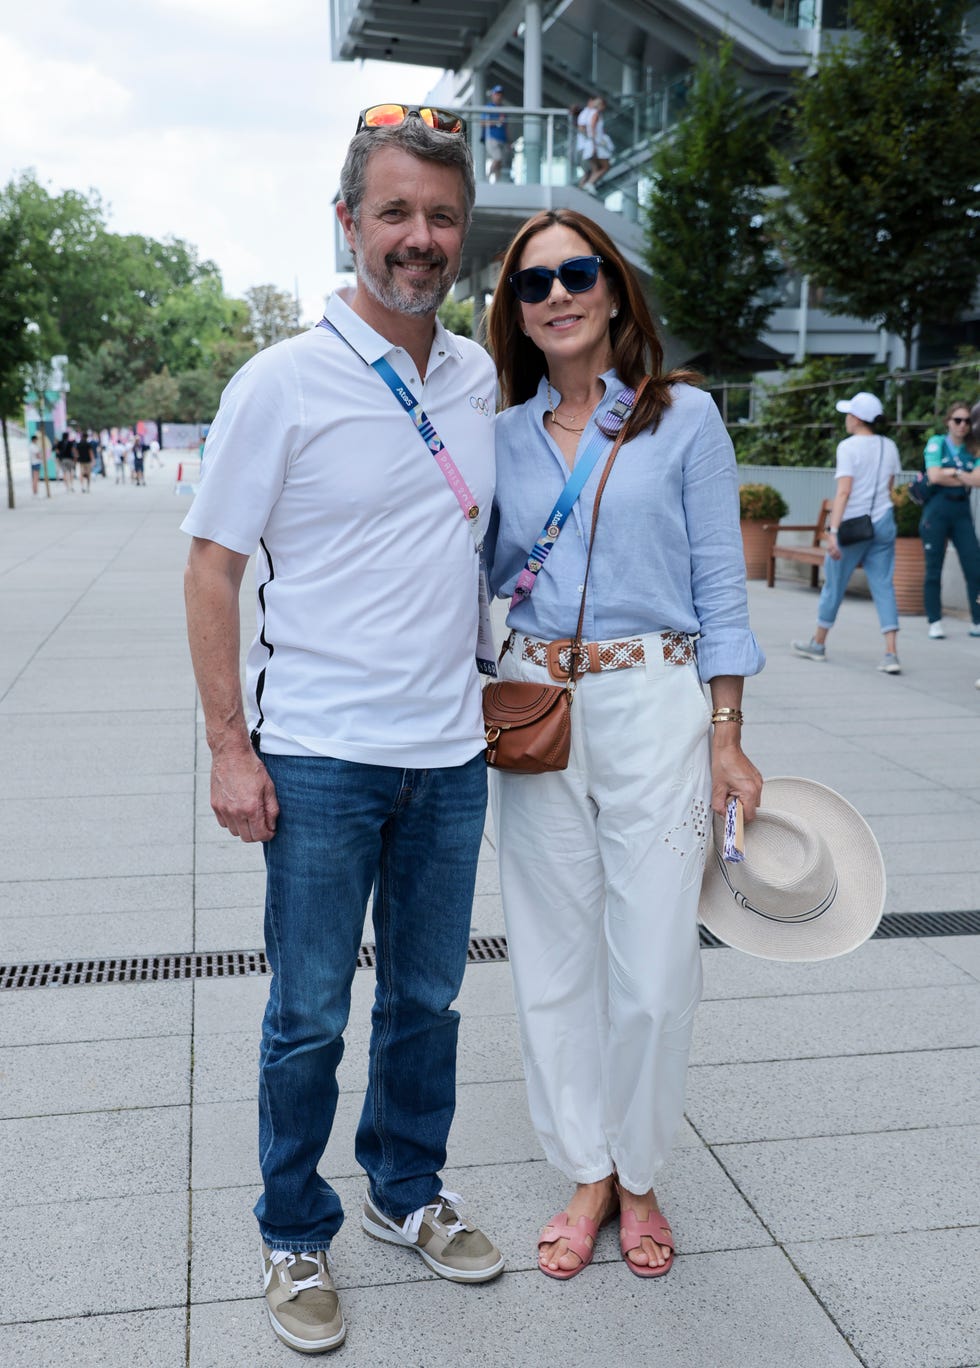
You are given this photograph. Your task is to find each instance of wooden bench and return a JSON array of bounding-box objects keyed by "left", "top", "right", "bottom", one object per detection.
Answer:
[{"left": 766, "top": 500, "right": 833, "bottom": 589}]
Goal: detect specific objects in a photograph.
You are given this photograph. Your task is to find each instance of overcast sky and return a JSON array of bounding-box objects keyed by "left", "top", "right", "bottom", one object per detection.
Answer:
[{"left": 2, "top": 0, "right": 444, "bottom": 324}]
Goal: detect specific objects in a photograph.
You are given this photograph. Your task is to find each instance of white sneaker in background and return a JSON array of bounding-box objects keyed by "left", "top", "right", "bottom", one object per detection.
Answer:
[{"left": 928, "top": 621, "right": 945, "bottom": 639}]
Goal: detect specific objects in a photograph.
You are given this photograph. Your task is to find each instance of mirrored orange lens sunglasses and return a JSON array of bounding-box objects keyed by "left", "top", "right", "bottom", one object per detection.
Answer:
[{"left": 357, "top": 103, "right": 466, "bottom": 135}]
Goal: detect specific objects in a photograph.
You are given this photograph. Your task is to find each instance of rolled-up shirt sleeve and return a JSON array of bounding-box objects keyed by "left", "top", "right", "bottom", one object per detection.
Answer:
[{"left": 683, "top": 401, "right": 765, "bottom": 682}]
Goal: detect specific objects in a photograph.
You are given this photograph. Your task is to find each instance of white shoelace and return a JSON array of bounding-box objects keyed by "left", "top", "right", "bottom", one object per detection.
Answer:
[
  {"left": 400, "top": 1187, "right": 466, "bottom": 1242},
  {"left": 269, "top": 1248, "right": 332, "bottom": 1294}
]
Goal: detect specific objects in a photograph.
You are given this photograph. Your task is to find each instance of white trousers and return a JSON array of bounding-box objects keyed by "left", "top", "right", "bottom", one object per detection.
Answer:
[{"left": 491, "top": 633, "right": 711, "bottom": 1193}]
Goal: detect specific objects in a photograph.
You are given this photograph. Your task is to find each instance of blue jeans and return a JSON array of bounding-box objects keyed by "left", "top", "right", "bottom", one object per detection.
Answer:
[
  {"left": 920, "top": 493, "right": 980, "bottom": 625},
  {"left": 817, "top": 509, "right": 898, "bottom": 634},
  {"left": 253, "top": 750, "right": 487, "bottom": 1252}
]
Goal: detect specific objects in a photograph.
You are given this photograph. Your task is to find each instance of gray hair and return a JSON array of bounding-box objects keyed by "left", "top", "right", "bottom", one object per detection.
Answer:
[{"left": 339, "top": 117, "right": 475, "bottom": 229}]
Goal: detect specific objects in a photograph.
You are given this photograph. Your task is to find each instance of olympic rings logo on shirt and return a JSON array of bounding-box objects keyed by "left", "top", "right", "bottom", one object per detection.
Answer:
[{"left": 469, "top": 395, "right": 492, "bottom": 417}]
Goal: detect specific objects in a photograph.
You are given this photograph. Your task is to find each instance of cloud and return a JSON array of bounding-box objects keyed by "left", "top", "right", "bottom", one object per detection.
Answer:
[{"left": 0, "top": 8, "right": 444, "bottom": 323}]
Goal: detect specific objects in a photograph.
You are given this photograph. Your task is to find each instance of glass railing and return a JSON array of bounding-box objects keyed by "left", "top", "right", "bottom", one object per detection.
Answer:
[
  {"left": 468, "top": 108, "right": 576, "bottom": 187},
  {"left": 749, "top": 0, "right": 817, "bottom": 25}
]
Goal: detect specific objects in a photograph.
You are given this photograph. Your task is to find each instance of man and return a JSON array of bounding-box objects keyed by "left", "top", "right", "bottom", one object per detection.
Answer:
[
  {"left": 481, "top": 85, "right": 511, "bottom": 182},
  {"left": 182, "top": 107, "right": 501, "bottom": 1356}
]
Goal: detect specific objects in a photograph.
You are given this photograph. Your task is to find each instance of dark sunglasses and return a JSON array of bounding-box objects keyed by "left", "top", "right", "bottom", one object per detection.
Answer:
[
  {"left": 508, "top": 255, "right": 604, "bottom": 304},
  {"left": 356, "top": 103, "right": 465, "bottom": 135},
  {"left": 951, "top": 416, "right": 971, "bottom": 424}
]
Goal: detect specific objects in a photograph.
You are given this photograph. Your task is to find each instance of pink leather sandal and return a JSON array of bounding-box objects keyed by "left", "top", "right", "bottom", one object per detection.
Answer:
[
  {"left": 537, "top": 1211, "right": 601, "bottom": 1281},
  {"left": 619, "top": 1207, "right": 675, "bottom": 1278}
]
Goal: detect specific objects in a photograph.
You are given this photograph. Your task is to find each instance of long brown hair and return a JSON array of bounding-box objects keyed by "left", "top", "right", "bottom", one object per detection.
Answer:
[{"left": 486, "top": 209, "right": 699, "bottom": 439}]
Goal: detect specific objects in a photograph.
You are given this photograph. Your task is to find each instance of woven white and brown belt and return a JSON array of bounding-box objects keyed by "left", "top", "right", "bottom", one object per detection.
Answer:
[{"left": 510, "top": 630, "right": 696, "bottom": 682}]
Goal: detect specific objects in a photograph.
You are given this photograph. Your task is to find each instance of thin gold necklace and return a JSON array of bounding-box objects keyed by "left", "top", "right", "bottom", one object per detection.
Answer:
[{"left": 546, "top": 381, "right": 588, "bottom": 434}]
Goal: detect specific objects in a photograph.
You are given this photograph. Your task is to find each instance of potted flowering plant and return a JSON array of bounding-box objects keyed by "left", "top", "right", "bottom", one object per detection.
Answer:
[
  {"left": 739, "top": 483, "right": 789, "bottom": 579},
  {"left": 891, "top": 484, "right": 925, "bottom": 615}
]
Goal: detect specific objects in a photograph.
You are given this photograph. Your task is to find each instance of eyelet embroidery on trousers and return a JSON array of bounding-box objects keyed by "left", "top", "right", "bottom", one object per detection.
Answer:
[{"left": 662, "top": 797, "right": 709, "bottom": 857}]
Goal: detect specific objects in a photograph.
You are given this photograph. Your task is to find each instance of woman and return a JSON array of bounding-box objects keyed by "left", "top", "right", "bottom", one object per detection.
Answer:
[
  {"left": 792, "top": 392, "right": 903, "bottom": 672},
  {"left": 484, "top": 209, "right": 764, "bottom": 1279},
  {"left": 575, "top": 96, "right": 611, "bottom": 193},
  {"left": 919, "top": 400, "right": 980, "bottom": 639}
]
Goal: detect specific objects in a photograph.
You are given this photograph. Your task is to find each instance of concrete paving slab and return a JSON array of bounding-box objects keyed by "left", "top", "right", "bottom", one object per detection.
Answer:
[
  {"left": 193, "top": 839, "right": 266, "bottom": 874},
  {"left": 3, "top": 1192, "right": 188, "bottom": 1324},
  {"left": 926, "top": 934, "right": 980, "bottom": 979},
  {"left": 691, "top": 983, "right": 980, "bottom": 1064},
  {"left": 0, "top": 872, "right": 192, "bottom": 920},
  {"left": 881, "top": 838, "right": 980, "bottom": 875},
  {"left": 886, "top": 872, "right": 980, "bottom": 912},
  {"left": 715, "top": 1125, "right": 980, "bottom": 1241},
  {"left": 193, "top": 905, "right": 264, "bottom": 952},
  {"left": 189, "top": 1244, "right": 860, "bottom": 1368},
  {"left": 787, "top": 1226, "right": 980, "bottom": 1368},
  {"left": 0, "top": 980, "right": 192, "bottom": 1047},
  {"left": 0, "top": 793, "right": 194, "bottom": 850},
  {"left": 0, "top": 1034, "right": 190, "bottom": 1118},
  {"left": 686, "top": 1047, "right": 980, "bottom": 1142},
  {"left": 0, "top": 667, "right": 194, "bottom": 713},
  {"left": 0, "top": 1308, "right": 186, "bottom": 1367},
  {"left": 193, "top": 871, "right": 266, "bottom": 909},
  {"left": 0, "top": 908, "right": 195, "bottom": 961},
  {"left": 0, "top": 1105, "right": 190, "bottom": 1205},
  {"left": 699, "top": 938, "right": 972, "bottom": 1000},
  {"left": 468, "top": 891, "right": 506, "bottom": 937},
  {"left": 0, "top": 842, "right": 194, "bottom": 883}
]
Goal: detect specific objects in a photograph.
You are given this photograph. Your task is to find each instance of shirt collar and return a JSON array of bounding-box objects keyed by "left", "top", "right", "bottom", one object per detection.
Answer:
[
  {"left": 530, "top": 366, "right": 621, "bottom": 416},
  {"left": 323, "top": 292, "right": 463, "bottom": 373}
]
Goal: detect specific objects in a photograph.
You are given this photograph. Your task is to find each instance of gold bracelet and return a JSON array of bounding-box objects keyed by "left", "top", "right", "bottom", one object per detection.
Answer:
[{"left": 711, "top": 708, "right": 744, "bottom": 725}]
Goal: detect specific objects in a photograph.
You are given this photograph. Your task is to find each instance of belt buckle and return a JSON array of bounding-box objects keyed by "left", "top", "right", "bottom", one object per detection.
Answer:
[{"left": 545, "top": 638, "right": 572, "bottom": 681}]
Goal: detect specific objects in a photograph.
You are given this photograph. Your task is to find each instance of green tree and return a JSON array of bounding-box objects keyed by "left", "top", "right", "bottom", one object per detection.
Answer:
[
  {"left": 778, "top": 0, "right": 980, "bottom": 365},
  {"left": 438, "top": 296, "right": 474, "bottom": 338},
  {"left": 644, "top": 39, "right": 780, "bottom": 373},
  {"left": 0, "top": 206, "right": 44, "bottom": 505},
  {"left": 244, "top": 284, "right": 301, "bottom": 351},
  {"left": 176, "top": 368, "right": 225, "bottom": 424}
]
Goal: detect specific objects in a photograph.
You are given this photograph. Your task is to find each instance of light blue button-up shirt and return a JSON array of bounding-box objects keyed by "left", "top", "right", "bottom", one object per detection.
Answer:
[{"left": 484, "top": 371, "right": 765, "bottom": 683}]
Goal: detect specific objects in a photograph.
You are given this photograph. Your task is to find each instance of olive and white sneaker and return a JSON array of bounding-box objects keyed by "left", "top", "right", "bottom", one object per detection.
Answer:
[
  {"left": 362, "top": 1188, "right": 505, "bottom": 1283},
  {"left": 262, "top": 1244, "right": 346, "bottom": 1354}
]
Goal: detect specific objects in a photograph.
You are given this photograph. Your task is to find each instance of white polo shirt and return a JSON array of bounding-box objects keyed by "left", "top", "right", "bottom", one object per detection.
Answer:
[{"left": 181, "top": 294, "right": 497, "bottom": 768}]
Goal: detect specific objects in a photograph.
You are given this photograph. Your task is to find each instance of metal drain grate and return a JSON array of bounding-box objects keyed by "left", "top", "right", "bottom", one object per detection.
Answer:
[
  {"left": 1, "top": 916, "right": 975, "bottom": 991},
  {"left": 869, "top": 910, "right": 980, "bottom": 939},
  {"left": 0, "top": 934, "right": 512, "bottom": 992}
]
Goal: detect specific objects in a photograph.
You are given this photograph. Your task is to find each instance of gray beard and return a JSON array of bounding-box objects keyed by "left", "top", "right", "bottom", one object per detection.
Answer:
[{"left": 356, "top": 247, "right": 456, "bottom": 318}]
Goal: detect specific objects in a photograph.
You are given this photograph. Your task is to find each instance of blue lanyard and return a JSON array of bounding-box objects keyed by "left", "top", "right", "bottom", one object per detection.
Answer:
[
  {"left": 511, "top": 386, "right": 636, "bottom": 608},
  {"left": 318, "top": 317, "right": 483, "bottom": 542}
]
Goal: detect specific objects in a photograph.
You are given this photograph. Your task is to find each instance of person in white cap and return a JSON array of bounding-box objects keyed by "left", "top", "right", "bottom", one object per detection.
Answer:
[{"left": 793, "top": 391, "right": 903, "bottom": 673}]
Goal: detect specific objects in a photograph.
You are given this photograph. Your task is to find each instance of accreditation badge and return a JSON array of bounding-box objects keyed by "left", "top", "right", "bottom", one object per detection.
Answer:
[{"left": 476, "top": 552, "right": 497, "bottom": 677}]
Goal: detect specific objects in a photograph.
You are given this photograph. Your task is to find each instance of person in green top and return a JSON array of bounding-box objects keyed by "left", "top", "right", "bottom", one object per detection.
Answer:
[{"left": 920, "top": 400, "right": 980, "bottom": 638}]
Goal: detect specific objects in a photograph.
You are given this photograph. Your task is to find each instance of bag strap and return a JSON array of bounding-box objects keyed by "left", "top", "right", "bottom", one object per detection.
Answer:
[
  {"left": 567, "top": 376, "right": 651, "bottom": 678},
  {"left": 511, "top": 385, "right": 636, "bottom": 608}
]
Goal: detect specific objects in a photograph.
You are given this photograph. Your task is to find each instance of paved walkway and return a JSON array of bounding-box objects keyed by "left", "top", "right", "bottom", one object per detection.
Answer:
[{"left": 1, "top": 454, "right": 978, "bottom": 1368}]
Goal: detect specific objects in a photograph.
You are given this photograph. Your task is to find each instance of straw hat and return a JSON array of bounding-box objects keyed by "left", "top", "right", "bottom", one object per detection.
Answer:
[{"left": 698, "top": 777, "right": 885, "bottom": 961}]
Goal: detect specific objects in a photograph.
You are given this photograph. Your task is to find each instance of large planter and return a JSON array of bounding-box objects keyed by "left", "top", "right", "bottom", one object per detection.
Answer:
[
  {"left": 893, "top": 536, "right": 925, "bottom": 616},
  {"left": 740, "top": 519, "right": 778, "bottom": 580}
]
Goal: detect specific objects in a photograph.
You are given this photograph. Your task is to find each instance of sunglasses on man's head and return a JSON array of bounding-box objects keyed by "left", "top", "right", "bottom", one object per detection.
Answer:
[
  {"left": 356, "top": 103, "right": 465, "bottom": 135},
  {"left": 508, "top": 255, "right": 604, "bottom": 304}
]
